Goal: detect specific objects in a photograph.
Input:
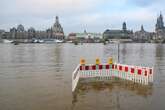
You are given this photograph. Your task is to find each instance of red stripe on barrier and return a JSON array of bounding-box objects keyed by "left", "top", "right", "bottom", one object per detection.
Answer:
[
  {"left": 145, "top": 70, "right": 147, "bottom": 74},
  {"left": 145, "top": 70, "right": 147, "bottom": 76},
  {"left": 138, "top": 69, "right": 142, "bottom": 75},
  {"left": 112, "top": 64, "right": 114, "bottom": 69},
  {"left": 125, "top": 66, "right": 128, "bottom": 72},
  {"left": 150, "top": 69, "right": 152, "bottom": 74},
  {"left": 92, "top": 65, "right": 96, "bottom": 70},
  {"left": 131, "top": 68, "right": 134, "bottom": 74},
  {"left": 145, "top": 73, "right": 147, "bottom": 76},
  {"left": 119, "top": 65, "right": 122, "bottom": 71},
  {"left": 99, "top": 65, "right": 102, "bottom": 70},
  {"left": 106, "top": 65, "right": 109, "bottom": 69},
  {"left": 85, "top": 66, "right": 89, "bottom": 70},
  {"left": 80, "top": 66, "right": 83, "bottom": 70}
]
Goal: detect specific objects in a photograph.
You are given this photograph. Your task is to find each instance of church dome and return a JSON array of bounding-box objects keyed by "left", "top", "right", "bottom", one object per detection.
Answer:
[
  {"left": 17, "top": 24, "right": 25, "bottom": 32},
  {"left": 52, "top": 16, "right": 63, "bottom": 33},
  {"left": 104, "top": 29, "right": 110, "bottom": 34}
]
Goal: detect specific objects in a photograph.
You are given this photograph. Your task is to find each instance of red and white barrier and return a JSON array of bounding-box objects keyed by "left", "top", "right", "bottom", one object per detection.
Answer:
[{"left": 72, "top": 63, "right": 154, "bottom": 92}]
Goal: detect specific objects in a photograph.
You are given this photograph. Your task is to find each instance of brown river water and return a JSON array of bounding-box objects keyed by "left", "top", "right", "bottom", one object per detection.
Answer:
[{"left": 0, "top": 43, "right": 164, "bottom": 110}]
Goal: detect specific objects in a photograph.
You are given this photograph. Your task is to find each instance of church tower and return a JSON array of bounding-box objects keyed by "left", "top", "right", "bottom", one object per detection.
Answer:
[
  {"left": 141, "top": 25, "right": 144, "bottom": 31},
  {"left": 155, "top": 12, "right": 165, "bottom": 41},
  {"left": 156, "top": 12, "right": 164, "bottom": 31},
  {"left": 122, "top": 22, "right": 127, "bottom": 31},
  {"left": 51, "top": 16, "right": 64, "bottom": 40}
]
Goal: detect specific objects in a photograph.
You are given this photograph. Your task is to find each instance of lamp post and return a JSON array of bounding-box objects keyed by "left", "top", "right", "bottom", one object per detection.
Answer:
[{"left": 118, "top": 42, "right": 120, "bottom": 63}]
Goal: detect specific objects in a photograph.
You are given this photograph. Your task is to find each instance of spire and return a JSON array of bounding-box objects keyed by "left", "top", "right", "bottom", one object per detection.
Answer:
[
  {"left": 156, "top": 11, "right": 164, "bottom": 30},
  {"left": 160, "top": 11, "right": 162, "bottom": 16},
  {"left": 159, "top": 12, "right": 163, "bottom": 21},
  {"left": 141, "top": 25, "right": 144, "bottom": 31},
  {"left": 122, "top": 22, "right": 127, "bottom": 31},
  {"left": 56, "top": 16, "right": 59, "bottom": 23}
]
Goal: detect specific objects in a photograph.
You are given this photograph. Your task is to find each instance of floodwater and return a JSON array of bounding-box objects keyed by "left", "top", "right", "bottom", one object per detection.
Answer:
[{"left": 0, "top": 43, "right": 164, "bottom": 110}]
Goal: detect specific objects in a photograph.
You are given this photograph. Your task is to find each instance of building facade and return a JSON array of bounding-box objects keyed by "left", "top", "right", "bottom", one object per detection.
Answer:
[
  {"left": 67, "top": 30, "right": 102, "bottom": 43},
  {"left": 155, "top": 13, "right": 165, "bottom": 41},
  {"left": 133, "top": 25, "right": 151, "bottom": 42},
  {"left": 1, "top": 16, "right": 65, "bottom": 41},
  {"left": 103, "top": 22, "right": 133, "bottom": 40},
  {"left": 51, "top": 16, "right": 64, "bottom": 40},
  {"left": 0, "top": 30, "right": 5, "bottom": 39}
]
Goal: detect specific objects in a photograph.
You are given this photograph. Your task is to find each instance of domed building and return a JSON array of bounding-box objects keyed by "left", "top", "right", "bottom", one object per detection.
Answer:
[
  {"left": 2, "top": 16, "right": 65, "bottom": 41},
  {"left": 16, "top": 24, "right": 28, "bottom": 39},
  {"left": 17, "top": 24, "right": 25, "bottom": 32},
  {"left": 51, "top": 16, "right": 65, "bottom": 40}
]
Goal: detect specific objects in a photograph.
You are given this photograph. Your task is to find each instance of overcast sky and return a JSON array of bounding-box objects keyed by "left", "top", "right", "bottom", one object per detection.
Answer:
[{"left": 0, "top": 0, "right": 165, "bottom": 34}]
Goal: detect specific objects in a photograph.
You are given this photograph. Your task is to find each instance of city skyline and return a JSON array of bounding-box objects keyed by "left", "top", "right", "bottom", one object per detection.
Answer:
[{"left": 1, "top": 0, "right": 165, "bottom": 33}]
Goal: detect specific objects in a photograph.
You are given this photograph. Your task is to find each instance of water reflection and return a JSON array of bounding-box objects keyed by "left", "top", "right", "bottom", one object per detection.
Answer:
[
  {"left": 120, "top": 44, "right": 127, "bottom": 63},
  {"left": 0, "top": 43, "right": 165, "bottom": 110},
  {"left": 155, "top": 44, "right": 164, "bottom": 59},
  {"left": 53, "top": 44, "right": 64, "bottom": 72}
]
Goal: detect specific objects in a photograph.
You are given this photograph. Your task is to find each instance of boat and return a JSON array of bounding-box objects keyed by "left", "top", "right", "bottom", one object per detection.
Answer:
[
  {"left": 44, "top": 39, "right": 63, "bottom": 43},
  {"left": 3, "top": 39, "right": 13, "bottom": 43},
  {"left": 32, "top": 39, "right": 44, "bottom": 43},
  {"left": 55, "top": 39, "right": 63, "bottom": 43}
]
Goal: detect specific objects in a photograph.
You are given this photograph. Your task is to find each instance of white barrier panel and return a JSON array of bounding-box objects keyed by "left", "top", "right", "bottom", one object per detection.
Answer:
[
  {"left": 72, "top": 64, "right": 80, "bottom": 92},
  {"left": 72, "top": 63, "right": 154, "bottom": 92}
]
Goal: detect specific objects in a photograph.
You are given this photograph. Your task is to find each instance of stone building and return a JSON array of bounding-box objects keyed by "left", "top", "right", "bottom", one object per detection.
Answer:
[
  {"left": 1, "top": 16, "right": 65, "bottom": 41},
  {"left": 35, "top": 31, "right": 47, "bottom": 39},
  {"left": 155, "top": 13, "right": 165, "bottom": 41},
  {"left": 51, "top": 16, "right": 65, "bottom": 40},
  {"left": 67, "top": 33, "right": 77, "bottom": 41},
  {"left": 46, "top": 29, "right": 52, "bottom": 39},
  {"left": 16, "top": 24, "right": 28, "bottom": 39},
  {"left": 28, "top": 27, "right": 35, "bottom": 39},
  {"left": 103, "top": 22, "right": 133, "bottom": 40},
  {"left": 9, "top": 27, "right": 17, "bottom": 39},
  {"left": 133, "top": 25, "right": 151, "bottom": 42},
  {"left": 67, "top": 30, "right": 102, "bottom": 43},
  {"left": 0, "top": 30, "right": 5, "bottom": 39}
]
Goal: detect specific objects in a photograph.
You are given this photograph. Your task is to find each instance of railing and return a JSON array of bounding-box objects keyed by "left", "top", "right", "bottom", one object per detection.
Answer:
[
  {"left": 72, "top": 59, "right": 154, "bottom": 92},
  {"left": 72, "top": 64, "right": 80, "bottom": 92}
]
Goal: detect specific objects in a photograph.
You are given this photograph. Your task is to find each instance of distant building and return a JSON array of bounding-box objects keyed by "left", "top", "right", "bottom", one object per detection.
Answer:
[
  {"left": 16, "top": 24, "right": 28, "bottom": 39},
  {"left": 133, "top": 25, "right": 151, "bottom": 42},
  {"left": 1, "top": 16, "right": 65, "bottom": 41},
  {"left": 155, "top": 13, "right": 165, "bottom": 41},
  {"left": 103, "top": 22, "right": 133, "bottom": 40},
  {"left": 67, "top": 33, "right": 77, "bottom": 41},
  {"left": 75, "top": 30, "right": 102, "bottom": 39},
  {"left": 67, "top": 30, "right": 102, "bottom": 43},
  {"left": 0, "top": 30, "right": 5, "bottom": 39},
  {"left": 28, "top": 27, "right": 35, "bottom": 39},
  {"left": 51, "top": 16, "right": 65, "bottom": 40},
  {"left": 9, "top": 27, "right": 17, "bottom": 39},
  {"left": 35, "top": 31, "right": 47, "bottom": 39}
]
